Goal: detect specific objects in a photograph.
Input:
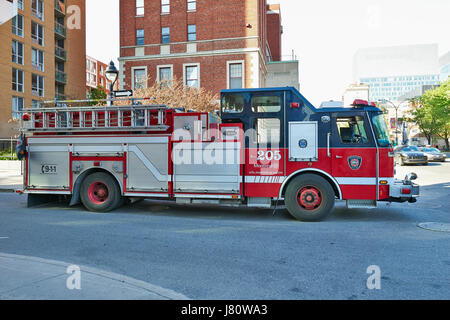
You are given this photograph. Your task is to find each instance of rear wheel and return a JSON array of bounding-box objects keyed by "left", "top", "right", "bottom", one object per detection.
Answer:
[
  {"left": 285, "top": 174, "right": 335, "bottom": 222},
  {"left": 80, "top": 172, "right": 122, "bottom": 212}
]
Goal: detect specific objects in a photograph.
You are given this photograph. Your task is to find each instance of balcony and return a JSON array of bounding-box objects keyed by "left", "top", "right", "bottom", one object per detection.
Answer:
[
  {"left": 55, "top": 47, "right": 66, "bottom": 61},
  {"left": 55, "top": 22, "right": 66, "bottom": 38},
  {"left": 55, "top": 70, "right": 67, "bottom": 84},
  {"left": 55, "top": 0, "right": 66, "bottom": 16}
]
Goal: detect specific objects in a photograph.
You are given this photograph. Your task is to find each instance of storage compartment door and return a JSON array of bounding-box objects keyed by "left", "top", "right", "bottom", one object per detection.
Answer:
[{"left": 289, "top": 121, "right": 318, "bottom": 161}]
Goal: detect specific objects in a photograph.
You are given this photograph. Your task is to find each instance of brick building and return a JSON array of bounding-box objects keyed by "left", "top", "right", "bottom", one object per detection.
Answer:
[
  {"left": 118, "top": 0, "right": 286, "bottom": 96},
  {"left": 86, "top": 56, "right": 120, "bottom": 97},
  {"left": 0, "top": 0, "right": 86, "bottom": 138}
]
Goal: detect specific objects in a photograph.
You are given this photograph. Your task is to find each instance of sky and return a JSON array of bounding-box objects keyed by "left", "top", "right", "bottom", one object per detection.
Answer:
[{"left": 86, "top": 0, "right": 450, "bottom": 106}]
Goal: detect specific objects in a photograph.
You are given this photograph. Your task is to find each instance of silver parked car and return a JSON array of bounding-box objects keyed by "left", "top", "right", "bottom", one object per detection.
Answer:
[
  {"left": 419, "top": 147, "right": 447, "bottom": 162},
  {"left": 394, "top": 145, "right": 428, "bottom": 166}
]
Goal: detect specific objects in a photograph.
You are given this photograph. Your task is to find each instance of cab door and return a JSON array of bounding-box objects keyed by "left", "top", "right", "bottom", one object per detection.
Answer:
[{"left": 331, "top": 112, "right": 378, "bottom": 200}]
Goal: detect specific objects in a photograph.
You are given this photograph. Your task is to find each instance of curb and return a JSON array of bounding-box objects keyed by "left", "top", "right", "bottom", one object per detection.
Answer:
[{"left": 0, "top": 253, "right": 190, "bottom": 300}]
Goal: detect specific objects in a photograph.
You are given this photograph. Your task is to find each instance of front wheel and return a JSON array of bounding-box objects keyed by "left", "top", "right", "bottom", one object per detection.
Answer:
[
  {"left": 80, "top": 172, "right": 122, "bottom": 212},
  {"left": 284, "top": 174, "right": 335, "bottom": 222}
]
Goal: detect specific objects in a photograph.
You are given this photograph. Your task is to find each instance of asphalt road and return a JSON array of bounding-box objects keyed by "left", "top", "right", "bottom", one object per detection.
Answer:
[{"left": 0, "top": 161, "right": 449, "bottom": 300}]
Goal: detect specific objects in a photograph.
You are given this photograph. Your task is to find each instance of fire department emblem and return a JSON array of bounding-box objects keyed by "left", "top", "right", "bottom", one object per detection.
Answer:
[{"left": 348, "top": 156, "right": 362, "bottom": 170}]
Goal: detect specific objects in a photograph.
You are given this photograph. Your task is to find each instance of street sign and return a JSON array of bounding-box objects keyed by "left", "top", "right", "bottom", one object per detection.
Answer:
[{"left": 113, "top": 90, "right": 133, "bottom": 98}]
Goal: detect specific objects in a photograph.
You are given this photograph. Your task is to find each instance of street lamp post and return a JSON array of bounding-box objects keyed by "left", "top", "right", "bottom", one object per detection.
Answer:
[
  {"left": 378, "top": 99, "right": 408, "bottom": 146},
  {"left": 105, "top": 61, "right": 118, "bottom": 106}
]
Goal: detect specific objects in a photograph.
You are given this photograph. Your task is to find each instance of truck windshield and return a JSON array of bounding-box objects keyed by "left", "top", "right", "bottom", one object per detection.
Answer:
[{"left": 371, "top": 113, "right": 391, "bottom": 147}]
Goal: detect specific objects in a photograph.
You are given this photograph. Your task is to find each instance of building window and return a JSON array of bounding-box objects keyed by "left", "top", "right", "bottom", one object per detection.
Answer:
[
  {"left": 136, "top": 29, "right": 144, "bottom": 45},
  {"left": 31, "top": 22, "right": 44, "bottom": 46},
  {"left": 31, "top": 0, "right": 44, "bottom": 20},
  {"left": 12, "top": 40, "right": 24, "bottom": 65},
  {"left": 161, "top": 0, "right": 170, "bottom": 14},
  {"left": 12, "top": 14, "right": 23, "bottom": 37},
  {"left": 32, "top": 74, "right": 44, "bottom": 97},
  {"left": 161, "top": 27, "right": 170, "bottom": 44},
  {"left": 12, "top": 96, "right": 24, "bottom": 120},
  {"left": 187, "top": 0, "right": 196, "bottom": 11},
  {"left": 187, "top": 24, "right": 196, "bottom": 41},
  {"left": 184, "top": 64, "right": 200, "bottom": 88},
  {"left": 157, "top": 65, "right": 173, "bottom": 87},
  {"left": 228, "top": 62, "right": 244, "bottom": 89},
  {"left": 32, "top": 48, "right": 44, "bottom": 72},
  {"left": 132, "top": 68, "right": 147, "bottom": 89},
  {"left": 17, "top": 0, "right": 24, "bottom": 10},
  {"left": 12, "top": 68, "right": 24, "bottom": 92},
  {"left": 136, "top": 0, "right": 144, "bottom": 16}
]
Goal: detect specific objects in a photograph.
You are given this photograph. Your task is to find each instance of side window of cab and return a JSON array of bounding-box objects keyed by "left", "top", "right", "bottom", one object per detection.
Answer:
[{"left": 335, "top": 116, "right": 369, "bottom": 144}]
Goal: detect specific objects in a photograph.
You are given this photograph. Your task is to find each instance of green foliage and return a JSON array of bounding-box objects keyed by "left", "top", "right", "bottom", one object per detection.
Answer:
[
  {"left": 406, "top": 80, "right": 450, "bottom": 147},
  {"left": 0, "top": 148, "right": 18, "bottom": 160},
  {"left": 87, "top": 86, "right": 107, "bottom": 106}
]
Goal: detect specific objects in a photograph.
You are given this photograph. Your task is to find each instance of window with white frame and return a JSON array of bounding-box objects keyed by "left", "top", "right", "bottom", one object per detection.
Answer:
[
  {"left": 184, "top": 64, "right": 199, "bottom": 88},
  {"left": 12, "top": 96, "right": 24, "bottom": 120},
  {"left": 12, "top": 40, "right": 24, "bottom": 65},
  {"left": 136, "top": 0, "right": 144, "bottom": 16},
  {"left": 187, "top": 0, "right": 196, "bottom": 11},
  {"left": 32, "top": 48, "right": 44, "bottom": 72},
  {"left": 157, "top": 65, "right": 173, "bottom": 87},
  {"left": 12, "top": 14, "right": 24, "bottom": 37},
  {"left": 31, "top": 0, "right": 44, "bottom": 20},
  {"left": 133, "top": 68, "right": 147, "bottom": 89},
  {"left": 161, "top": 0, "right": 170, "bottom": 14},
  {"left": 17, "top": 0, "right": 24, "bottom": 10},
  {"left": 31, "top": 22, "right": 44, "bottom": 46},
  {"left": 12, "top": 68, "right": 24, "bottom": 92},
  {"left": 32, "top": 74, "right": 44, "bottom": 97},
  {"left": 227, "top": 61, "right": 244, "bottom": 89}
]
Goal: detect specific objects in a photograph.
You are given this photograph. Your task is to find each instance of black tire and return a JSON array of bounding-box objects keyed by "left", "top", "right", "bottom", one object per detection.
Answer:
[
  {"left": 80, "top": 172, "right": 122, "bottom": 212},
  {"left": 423, "top": 162, "right": 429, "bottom": 166},
  {"left": 284, "top": 174, "right": 335, "bottom": 222}
]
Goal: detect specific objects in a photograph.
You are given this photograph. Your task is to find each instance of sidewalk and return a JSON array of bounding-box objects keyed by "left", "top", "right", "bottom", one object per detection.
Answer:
[
  {"left": 0, "top": 253, "right": 189, "bottom": 300},
  {"left": 0, "top": 161, "right": 22, "bottom": 192}
]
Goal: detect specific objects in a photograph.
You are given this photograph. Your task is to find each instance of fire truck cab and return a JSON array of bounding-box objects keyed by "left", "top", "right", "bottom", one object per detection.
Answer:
[{"left": 18, "top": 87, "right": 419, "bottom": 221}]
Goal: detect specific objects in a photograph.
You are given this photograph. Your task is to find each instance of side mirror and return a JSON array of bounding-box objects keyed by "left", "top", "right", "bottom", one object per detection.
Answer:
[{"left": 405, "top": 173, "right": 418, "bottom": 181}]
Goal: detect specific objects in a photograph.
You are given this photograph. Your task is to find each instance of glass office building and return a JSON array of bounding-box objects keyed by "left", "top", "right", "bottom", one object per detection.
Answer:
[{"left": 361, "top": 74, "right": 440, "bottom": 102}]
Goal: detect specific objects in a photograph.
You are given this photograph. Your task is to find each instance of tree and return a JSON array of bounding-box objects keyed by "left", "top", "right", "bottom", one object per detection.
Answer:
[
  {"left": 87, "top": 86, "right": 107, "bottom": 106},
  {"left": 420, "top": 80, "right": 450, "bottom": 149},
  {"left": 405, "top": 96, "right": 439, "bottom": 146},
  {"left": 117, "top": 77, "right": 219, "bottom": 113}
]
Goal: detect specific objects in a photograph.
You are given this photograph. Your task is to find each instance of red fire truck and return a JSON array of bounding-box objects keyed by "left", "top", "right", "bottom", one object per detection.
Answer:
[{"left": 17, "top": 87, "right": 419, "bottom": 221}]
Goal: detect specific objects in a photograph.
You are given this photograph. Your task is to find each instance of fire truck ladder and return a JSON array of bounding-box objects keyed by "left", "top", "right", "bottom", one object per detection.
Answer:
[{"left": 19, "top": 98, "right": 171, "bottom": 133}]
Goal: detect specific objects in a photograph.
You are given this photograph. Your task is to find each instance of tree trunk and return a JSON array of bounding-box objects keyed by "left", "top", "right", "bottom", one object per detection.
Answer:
[{"left": 445, "top": 138, "right": 449, "bottom": 151}]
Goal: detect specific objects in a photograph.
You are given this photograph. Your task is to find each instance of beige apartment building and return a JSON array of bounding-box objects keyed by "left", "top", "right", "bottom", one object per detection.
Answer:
[{"left": 0, "top": 0, "right": 86, "bottom": 139}]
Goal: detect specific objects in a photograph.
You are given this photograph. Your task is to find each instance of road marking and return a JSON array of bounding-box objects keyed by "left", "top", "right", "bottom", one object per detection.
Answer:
[{"left": 0, "top": 237, "right": 9, "bottom": 240}]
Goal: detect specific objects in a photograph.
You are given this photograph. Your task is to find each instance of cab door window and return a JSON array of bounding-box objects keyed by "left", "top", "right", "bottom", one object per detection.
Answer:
[{"left": 336, "top": 116, "right": 369, "bottom": 144}]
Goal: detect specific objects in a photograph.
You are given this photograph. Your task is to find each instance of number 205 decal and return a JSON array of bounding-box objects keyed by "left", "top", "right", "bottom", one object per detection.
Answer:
[{"left": 257, "top": 150, "right": 282, "bottom": 161}]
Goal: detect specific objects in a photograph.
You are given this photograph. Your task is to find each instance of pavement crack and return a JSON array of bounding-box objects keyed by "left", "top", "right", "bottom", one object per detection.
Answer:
[{"left": 0, "top": 273, "right": 67, "bottom": 298}]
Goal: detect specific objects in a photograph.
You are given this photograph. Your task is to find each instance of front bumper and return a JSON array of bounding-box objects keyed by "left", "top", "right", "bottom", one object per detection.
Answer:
[
  {"left": 387, "top": 177, "right": 420, "bottom": 203},
  {"left": 427, "top": 155, "right": 446, "bottom": 162},
  {"left": 402, "top": 158, "right": 427, "bottom": 164}
]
